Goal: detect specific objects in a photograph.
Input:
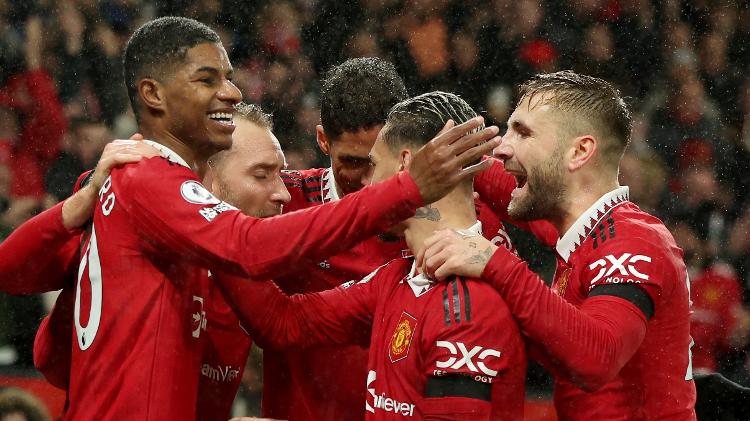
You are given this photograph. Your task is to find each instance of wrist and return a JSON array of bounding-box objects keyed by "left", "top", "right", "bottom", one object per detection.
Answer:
[{"left": 61, "top": 185, "right": 96, "bottom": 230}]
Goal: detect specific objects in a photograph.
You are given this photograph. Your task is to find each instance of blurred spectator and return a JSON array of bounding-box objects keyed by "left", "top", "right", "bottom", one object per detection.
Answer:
[
  {"left": 618, "top": 150, "right": 668, "bottom": 216},
  {"left": 1, "top": 16, "right": 66, "bottom": 202},
  {"left": 45, "top": 118, "right": 109, "bottom": 201},
  {"left": 647, "top": 75, "right": 736, "bottom": 189},
  {"left": 0, "top": 387, "right": 50, "bottom": 421},
  {"left": 671, "top": 218, "right": 750, "bottom": 374}
]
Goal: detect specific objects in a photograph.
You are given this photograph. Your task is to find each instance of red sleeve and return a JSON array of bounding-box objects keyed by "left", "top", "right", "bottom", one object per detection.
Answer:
[
  {"left": 482, "top": 248, "right": 647, "bottom": 391},
  {"left": 0, "top": 201, "right": 80, "bottom": 294},
  {"left": 212, "top": 267, "right": 385, "bottom": 350},
  {"left": 117, "top": 158, "right": 422, "bottom": 279},
  {"left": 34, "top": 286, "right": 75, "bottom": 390},
  {"left": 19, "top": 69, "right": 66, "bottom": 162},
  {"left": 474, "top": 158, "right": 558, "bottom": 246}
]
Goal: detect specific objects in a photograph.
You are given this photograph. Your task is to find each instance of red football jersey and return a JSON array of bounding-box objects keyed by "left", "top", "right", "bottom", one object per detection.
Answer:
[
  {"left": 689, "top": 263, "right": 743, "bottom": 372},
  {"left": 482, "top": 186, "right": 696, "bottom": 421},
  {"left": 197, "top": 274, "right": 253, "bottom": 421},
  {"left": 262, "top": 168, "right": 514, "bottom": 420},
  {"left": 214, "top": 247, "right": 527, "bottom": 420},
  {"left": 65, "top": 142, "right": 423, "bottom": 420}
]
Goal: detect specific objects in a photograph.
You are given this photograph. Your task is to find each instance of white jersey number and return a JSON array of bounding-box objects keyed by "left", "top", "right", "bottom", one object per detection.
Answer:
[{"left": 74, "top": 226, "right": 103, "bottom": 351}]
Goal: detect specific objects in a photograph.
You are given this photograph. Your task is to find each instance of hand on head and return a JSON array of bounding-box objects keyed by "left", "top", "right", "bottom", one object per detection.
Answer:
[{"left": 408, "top": 117, "right": 500, "bottom": 204}]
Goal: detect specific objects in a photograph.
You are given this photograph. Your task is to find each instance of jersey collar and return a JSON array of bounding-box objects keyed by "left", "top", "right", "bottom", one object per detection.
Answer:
[
  {"left": 405, "top": 221, "right": 483, "bottom": 297},
  {"left": 322, "top": 167, "right": 341, "bottom": 203},
  {"left": 556, "top": 186, "right": 630, "bottom": 263},
  {"left": 142, "top": 140, "right": 191, "bottom": 169}
]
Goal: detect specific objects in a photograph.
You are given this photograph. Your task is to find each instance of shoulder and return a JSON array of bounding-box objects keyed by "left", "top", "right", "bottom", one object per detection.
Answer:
[
  {"left": 585, "top": 203, "right": 682, "bottom": 262},
  {"left": 281, "top": 168, "right": 327, "bottom": 205}
]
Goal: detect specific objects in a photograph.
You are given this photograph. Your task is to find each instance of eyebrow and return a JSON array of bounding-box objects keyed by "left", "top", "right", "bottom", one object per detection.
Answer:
[
  {"left": 510, "top": 120, "right": 534, "bottom": 135},
  {"left": 193, "top": 66, "right": 234, "bottom": 78}
]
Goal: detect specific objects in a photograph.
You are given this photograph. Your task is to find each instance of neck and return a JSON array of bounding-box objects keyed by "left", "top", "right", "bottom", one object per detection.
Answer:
[
  {"left": 555, "top": 170, "right": 620, "bottom": 235},
  {"left": 404, "top": 190, "right": 477, "bottom": 260},
  {"left": 140, "top": 125, "right": 204, "bottom": 176}
]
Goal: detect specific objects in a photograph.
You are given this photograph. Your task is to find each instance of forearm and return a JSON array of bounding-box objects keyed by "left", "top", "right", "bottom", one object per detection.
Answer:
[
  {"left": 234, "top": 171, "right": 421, "bottom": 278},
  {"left": 482, "top": 249, "right": 646, "bottom": 391},
  {"left": 214, "top": 274, "right": 369, "bottom": 350},
  {"left": 61, "top": 185, "right": 97, "bottom": 229},
  {"left": 0, "top": 201, "right": 80, "bottom": 294}
]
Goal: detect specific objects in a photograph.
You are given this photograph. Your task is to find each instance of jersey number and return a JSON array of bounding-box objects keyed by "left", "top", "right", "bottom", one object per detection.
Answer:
[{"left": 74, "top": 226, "right": 103, "bottom": 351}]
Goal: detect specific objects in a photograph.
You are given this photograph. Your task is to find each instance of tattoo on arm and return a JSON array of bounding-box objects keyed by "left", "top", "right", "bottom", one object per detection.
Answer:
[
  {"left": 465, "top": 246, "right": 493, "bottom": 265},
  {"left": 414, "top": 204, "right": 441, "bottom": 221}
]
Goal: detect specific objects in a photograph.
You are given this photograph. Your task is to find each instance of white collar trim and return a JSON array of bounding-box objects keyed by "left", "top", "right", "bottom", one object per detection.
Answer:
[
  {"left": 142, "top": 140, "right": 191, "bottom": 169},
  {"left": 556, "top": 186, "right": 630, "bottom": 263},
  {"left": 405, "top": 221, "right": 483, "bottom": 297},
  {"left": 322, "top": 167, "right": 340, "bottom": 202}
]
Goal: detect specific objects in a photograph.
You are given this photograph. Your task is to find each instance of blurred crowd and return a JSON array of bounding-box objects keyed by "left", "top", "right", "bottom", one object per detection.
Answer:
[{"left": 1, "top": 0, "right": 750, "bottom": 411}]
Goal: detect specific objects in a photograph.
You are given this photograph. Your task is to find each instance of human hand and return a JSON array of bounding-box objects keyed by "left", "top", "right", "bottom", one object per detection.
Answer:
[
  {"left": 62, "top": 135, "right": 158, "bottom": 229},
  {"left": 417, "top": 228, "right": 498, "bottom": 281},
  {"left": 87, "top": 135, "right": 156, "bottom": 193},
  {"left": 408, "top": 117, "right": 499, "bottom": 204}
]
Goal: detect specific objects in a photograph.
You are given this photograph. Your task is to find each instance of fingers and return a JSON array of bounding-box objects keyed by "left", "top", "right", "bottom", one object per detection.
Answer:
[
  {"left": 457, "top": 157, "right": 494, "bottom": 180},
  {"left": 430, "top": 117, "right": 485, "bottom": 147},
  {"left": 129, "top": 133, "right": 144, "bottom": 141},
  {"left": 447, "top": 126, "right": 500, "bottom": 158}
]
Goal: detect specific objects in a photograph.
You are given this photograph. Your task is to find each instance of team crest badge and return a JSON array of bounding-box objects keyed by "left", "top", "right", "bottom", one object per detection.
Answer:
[{"left": 389, "top": 311, "right": 417, "bottom": 363}]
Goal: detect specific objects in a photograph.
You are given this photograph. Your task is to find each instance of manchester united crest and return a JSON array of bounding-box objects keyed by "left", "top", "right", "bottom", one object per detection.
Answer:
[{"left": 389, "top": 311, "right": 417, "bottom": 363}]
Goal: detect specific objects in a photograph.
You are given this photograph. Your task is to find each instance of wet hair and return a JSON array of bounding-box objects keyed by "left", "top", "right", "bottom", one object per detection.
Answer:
[
  {"left": 123, "top": 16, "right": 221, "bottom": 121},
  {"left": 320, "top": 57, "right": 408, "bottom": 139},
  {"left": 518, "top": 70, "right": 632, "bottom": 166},
  {"left": 381, "top": 91, "right": 482, "bottom": 151},
  {"left": 234, "top": 102, "right": 273, "bottom": 130}
]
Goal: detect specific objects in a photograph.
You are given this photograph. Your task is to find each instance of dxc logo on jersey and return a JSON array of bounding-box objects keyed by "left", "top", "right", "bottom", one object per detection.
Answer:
[
  {"left": 435, "top": 341, "right": 501, "bottom": 377},
  {"left": 588, "top": 253, "right": 652, "bottom": 288}
]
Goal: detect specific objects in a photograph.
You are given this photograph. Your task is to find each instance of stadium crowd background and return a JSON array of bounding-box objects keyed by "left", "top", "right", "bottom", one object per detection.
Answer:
[{"left": 0, "top": 0, "right": 749, "bottom": 418}]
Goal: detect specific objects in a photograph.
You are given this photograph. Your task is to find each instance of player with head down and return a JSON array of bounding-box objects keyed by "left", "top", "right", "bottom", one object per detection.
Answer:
[{"left": 214, "top": 92, "right": 528, "bottom": 420}]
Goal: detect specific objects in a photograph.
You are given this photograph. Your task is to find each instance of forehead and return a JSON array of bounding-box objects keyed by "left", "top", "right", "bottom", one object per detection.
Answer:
[
  {"left": 508, "top": 93, "right": 561, "bottom": 130},
  {"left": 229, "top": 119, "right": 284, "bottom": 165},
  {"left": 332, "top": 126, "right": 382, "bottom": 154},
  {"left": 180, "top": 42, "right": 232, "bottom": 72}
]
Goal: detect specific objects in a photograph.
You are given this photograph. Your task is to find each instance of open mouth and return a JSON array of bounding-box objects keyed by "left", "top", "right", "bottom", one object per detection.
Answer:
[
  {"left": 514, "top": 174, "right": 527, "bottom": 189},
  {"left": 208, "top": 112, "right": 235, "bottom": 126}
]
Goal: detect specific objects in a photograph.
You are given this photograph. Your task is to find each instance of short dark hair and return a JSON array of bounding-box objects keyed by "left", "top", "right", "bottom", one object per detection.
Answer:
[
  {"left": 320, "top": 57, "right": 408, "bottom": 139},
  {"left": 518, "top": 70, "right": 632, "bottom": 166},
  {"left": 381, "top": 91, "right": 481, "bottom": 151},
  {"left": 235, "top": 102, "right": 273, "bottom": 130},
  {"left": 123, "top": 17, "right": 221, "bottom": 121}
]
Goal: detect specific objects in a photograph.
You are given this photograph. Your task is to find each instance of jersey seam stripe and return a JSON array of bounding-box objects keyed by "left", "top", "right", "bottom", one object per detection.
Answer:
[
  {"left": 459, "top": 278, "right": 471, "bottom": 322},
  {"left": 442, "top": 288, "right": 451, "bottom": 326},
  {"left": 451, "top": 279, "right": 461, "bottom": 324}
]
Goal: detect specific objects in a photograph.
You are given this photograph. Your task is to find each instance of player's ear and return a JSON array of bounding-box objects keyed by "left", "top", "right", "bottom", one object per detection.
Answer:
[
  {"left": 399, "top": 149, "right": 413, "bottom": 171},
  {"left": 569, "top": 135, "right": 597, "bottom": 171},
  {"left": 139, "top": 78, "right": 166, "bottom": 114},
  {"left": 316, "top": 125, "right": 331, "bottom": 156}
]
